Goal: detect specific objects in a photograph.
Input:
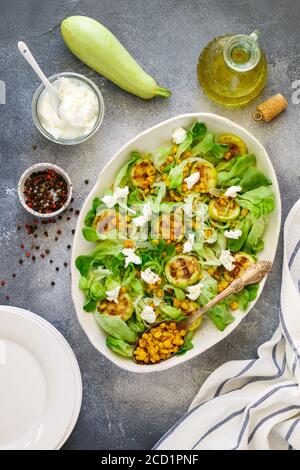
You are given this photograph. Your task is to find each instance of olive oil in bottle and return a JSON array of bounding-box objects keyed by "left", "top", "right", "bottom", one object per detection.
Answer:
[{"left": 197, "top": 30, "right": 268, "bottom": 108}]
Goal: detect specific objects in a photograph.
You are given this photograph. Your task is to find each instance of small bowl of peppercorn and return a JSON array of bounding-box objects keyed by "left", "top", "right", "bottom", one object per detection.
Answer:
[{"left": 18, "top": 163, "right": 73, "bottom": 218}]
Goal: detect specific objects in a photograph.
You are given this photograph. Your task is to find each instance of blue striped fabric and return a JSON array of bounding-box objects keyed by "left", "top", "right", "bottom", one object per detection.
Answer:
[{"left": 154, "top": 200, "right": 300, "bottom": 450}]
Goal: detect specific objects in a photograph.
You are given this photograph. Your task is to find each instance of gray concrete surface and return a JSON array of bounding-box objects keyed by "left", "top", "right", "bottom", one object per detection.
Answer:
[{"left": 0, "top": 0, "right": 299, "bottom": 450}]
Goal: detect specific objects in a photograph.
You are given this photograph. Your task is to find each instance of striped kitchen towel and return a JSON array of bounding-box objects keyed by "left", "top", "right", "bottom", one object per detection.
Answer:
[{"left": 154, "top": 200, "right": 300, "bottom": 450}]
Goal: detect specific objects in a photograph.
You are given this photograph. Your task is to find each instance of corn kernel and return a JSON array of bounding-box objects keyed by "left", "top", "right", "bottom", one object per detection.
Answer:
[{"left": 154, "top": 331, "right": 162, "bottom": 339}]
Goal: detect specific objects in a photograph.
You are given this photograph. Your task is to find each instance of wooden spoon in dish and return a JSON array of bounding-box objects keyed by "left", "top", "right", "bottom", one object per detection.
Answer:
[{"left": 133, "top": 260, "right": 272, "bottom": 365}]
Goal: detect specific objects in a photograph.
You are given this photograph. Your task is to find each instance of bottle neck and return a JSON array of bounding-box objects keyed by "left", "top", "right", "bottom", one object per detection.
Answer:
[{"left": 223, "top": 31, "right": 261, "bottom": 73}]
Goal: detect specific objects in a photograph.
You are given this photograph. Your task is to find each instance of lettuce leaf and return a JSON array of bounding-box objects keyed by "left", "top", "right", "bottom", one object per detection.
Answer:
[
  {"left": 159, "top": 303, "right": 185, "bottom": 320},
  {"left": 239, "top": 168, "right": 271, "bottom": 191},
  {"left": 176, "top": 331, "right": 194, "bottom": 355},
  {"left": 191, "top": 133, "right": 228, "bottom": 163},
  {"left": 208, "top": 303, "right": 235, "bottom": 331},
  {"left": 113, "top": 151, "right": 141, "bottom": 189},
  {"left": 244, "top": 217, "right": 266, "bottom": 252},
  {"left": 152, "top": 146, "right": 172, "bottom": 170},
  {"left": 175, "top": 134, "right": 193, "bottom": 160},
  {"left": 190, "top": 122, "right": 207, "bottom": 140},
  {"left": 84, "top": 197, "right": 102, "bottom": 227},
  {"left": 238, "top": 186, "right": 275, "bottom": 218},
  {"left": 226, "top": 218, "right": 252, "bottom": 252},
  {"left": 95, "top": 313, "right": 137, "bottom": 342},
  {"left": 82, "top": 226, "right": 100, "bottom": 242},
  {"left": 217, "top": 154, "right": 256, "bottom": 187},
  {"left": 106, "top": 337, "right": 134, "bottom": 357}
]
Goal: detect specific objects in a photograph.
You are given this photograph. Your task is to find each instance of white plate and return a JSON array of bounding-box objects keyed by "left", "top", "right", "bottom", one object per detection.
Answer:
[
  {"left": 0, "top": 306, "right": 82, "bottom": 449},
  {"left": 71, "top": 113, "right": 281, "bottom": 373}
]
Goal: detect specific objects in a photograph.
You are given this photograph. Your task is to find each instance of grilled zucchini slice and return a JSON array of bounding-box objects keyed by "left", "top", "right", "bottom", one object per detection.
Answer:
[
  {"left": 165, "top": 255, "right": 201, "bottom": 288},
  {"left": 97, "top": 292, "right": 134, "bottom": 321},
  {"left": 208, "top": 198, "right": 240, "bottom": 222},
  {"left": 218, "top": 134, "right": 247, "bottom": 160},
  {"left": 130, "top": 159, "right": 156, "bottom": 189},
  {"left": 92, "top": 208, "right": 125, "bottom": 236},
  {"left": 191, "top": 161, "right": 218, "bottom": 191}
]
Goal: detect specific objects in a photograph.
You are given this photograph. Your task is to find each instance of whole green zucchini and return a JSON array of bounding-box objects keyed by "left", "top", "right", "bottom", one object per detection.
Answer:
[{"left": 61, "top": 16, "right": 171, "bottom": 100}]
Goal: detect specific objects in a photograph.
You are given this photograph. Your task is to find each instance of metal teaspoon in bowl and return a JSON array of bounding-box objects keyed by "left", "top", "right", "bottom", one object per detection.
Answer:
[{"left": 133, "top": 260, "right": 272, "bottom": 365}]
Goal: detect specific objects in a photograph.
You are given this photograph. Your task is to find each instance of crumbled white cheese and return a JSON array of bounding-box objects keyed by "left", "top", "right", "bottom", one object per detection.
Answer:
[
  {"left": 141, "top": 268, "right": 160, "bottom": 284},
  {"left": 224, "top": 185, "right": 242, "bottom": 198},
  {"left": 132, "top": 202, "right": 152, "bottom": 227},
  {"left": 121, "top": 248, "right": 142, "bottom": 267},
  {"left": 141, "top": 305, "right": 156, "bottom": 324},
  {"left": 224, "top": 229, "right": 242, "bottom": 239},
  {"left": 183, "top": 233, "right": 195, "bottom": 253},
  {"left": 172, "top": 127, "right": 187, "bottom": 144},
  {"left": 219, "top": 249, "right": 236, "bottom": 271},
  {"left": 184, "top": 172, "right": 200, "bottom": 190},
  {"left": 186, "top": 282, "right": 204, "bottom": 301},
  {"left": 106, "top": 285, "right": 121, "bottom": 304},
  {"left": 101, "top": 186, "right": 129, "bottom": 208}
]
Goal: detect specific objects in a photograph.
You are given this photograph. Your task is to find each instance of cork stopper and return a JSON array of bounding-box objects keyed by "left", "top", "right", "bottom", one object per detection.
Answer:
[{"left": 253, "top": 94, "right": 288, "bottom": 122}]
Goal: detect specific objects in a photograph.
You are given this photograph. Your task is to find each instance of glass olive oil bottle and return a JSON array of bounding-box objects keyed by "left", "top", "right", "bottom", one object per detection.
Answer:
[{"left": 197, "top": 30, "right": 268, "bottom": 108}]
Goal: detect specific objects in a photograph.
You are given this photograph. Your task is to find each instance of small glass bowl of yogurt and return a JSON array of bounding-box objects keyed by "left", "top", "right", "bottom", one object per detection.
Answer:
[{"left": 32, "top": 72, "right": 105, "bottom": 145}]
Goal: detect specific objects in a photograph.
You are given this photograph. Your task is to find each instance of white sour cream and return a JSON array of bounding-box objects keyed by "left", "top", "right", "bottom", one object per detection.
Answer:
[{"left": 37, "top": 77, "right": 99, "bottom": 140}]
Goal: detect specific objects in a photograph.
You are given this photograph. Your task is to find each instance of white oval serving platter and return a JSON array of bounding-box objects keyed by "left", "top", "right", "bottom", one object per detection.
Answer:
[{"left": 71, "top": 113, "right": 281, "bottom": 373}]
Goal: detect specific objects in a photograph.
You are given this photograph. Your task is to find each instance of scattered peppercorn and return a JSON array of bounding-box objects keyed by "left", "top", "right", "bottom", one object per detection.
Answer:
[
  {"left": 41, "top": 253, "right": 45, "bottom": 259},
  {"left": 85, "top": 179, "right": 89, "bottom": 185},
  {"left": 5, "top": 295, "right": 10, "bottom": 300},
  {"left": 44, "top": 231, "right": 48, "bottom": 237},
  {"left": 45, "top": 249, "right": 50, "bottom": 255},
  {"left": 32, "top": 255, "right": 36, "bottom": 261},
  {"left": 35, "top": 245, "right": 40, "bottom": 250},
  {"left": 32, "top": 144, "right": 37, "bottom": 151},
  {"left": 19, "top": 259, "right": 23, "bottom": 265},
  {"left": 17, "top": 225, "right": 22, "bottom": 230},
  {"left": 34, "top": 234, "right": 38, "bottom": 239},
  {"left": 66, "top": 217, "right": 70, "bottom": 221},
  {"left": 1, "top": 280, "right": 6, "bottom": 286},
  {"left": 67, "top": 245, "right": 71, "bottom": 249},
  {"left": 56, "top": 267, "right": 59, "bottom": 272},
  {"left": 51, "top": 281, "right": 55, "bottom": 286},
  {"left": 71, "top": 229, "right": 75, "bottom": 235},
  {"left": 64, "top": 262, "right": 68, "bottom": 267},
  {"left": 71, "top": 197, "right": 74, "bottom": 203},
  {"left": 75, "top": 210, "right": 80, "bottom": 216},
  {"left": 57, "top": 230, "right": 62, "bottom": 235},
  {"left": 23, "top": 169, "right": 68, "bottom": 214},
  {"left": 70, "top": 208, "right": 74, "bottom": 212},
  {"left": 55, "top": 237, "right": 58, "bottom": 241},
  {"left": 12, "top": 274, "right": 16, "bottom": 278},
  {"left": 50, "top": 259, "right": 53, "bottom": 264}
]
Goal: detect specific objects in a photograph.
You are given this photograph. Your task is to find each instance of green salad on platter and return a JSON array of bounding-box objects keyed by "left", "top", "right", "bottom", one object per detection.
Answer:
[{"left": 76, "top": 121, "right": 275, "bottom": 362}]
